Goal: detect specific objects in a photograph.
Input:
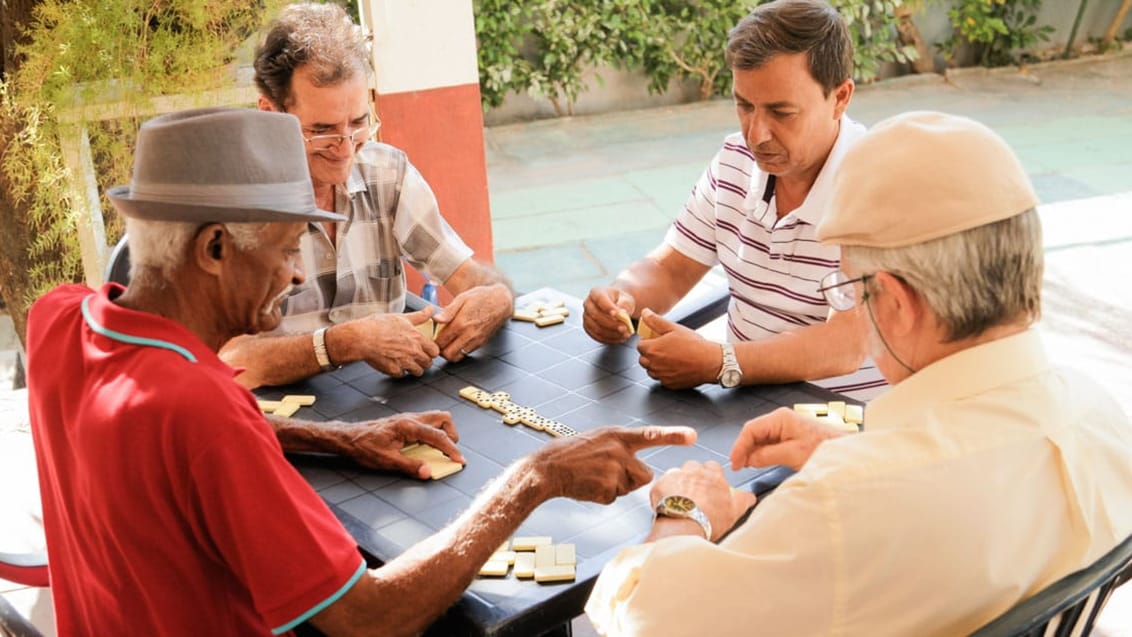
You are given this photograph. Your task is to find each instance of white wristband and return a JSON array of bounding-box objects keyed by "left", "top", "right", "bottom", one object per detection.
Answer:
[{"left": 312, "top": 327, "right": 335, "bottom": 372}]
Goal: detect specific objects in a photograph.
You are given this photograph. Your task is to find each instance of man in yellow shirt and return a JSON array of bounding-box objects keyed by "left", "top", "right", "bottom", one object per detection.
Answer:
[{"left": 585, "top": 111, "right": 1132, "bottom": 635}]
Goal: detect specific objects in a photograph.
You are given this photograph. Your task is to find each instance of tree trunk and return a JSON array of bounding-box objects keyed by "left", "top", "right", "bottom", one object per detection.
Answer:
[
  {"left": 1102, "top": 0, "right": 1132, "bottom": 48},
  {"left": 0, "top": 0, "right": 40, "bottom": 77},
  {"left": 895, "top": 6, "right": 935, "bottom": 74}
]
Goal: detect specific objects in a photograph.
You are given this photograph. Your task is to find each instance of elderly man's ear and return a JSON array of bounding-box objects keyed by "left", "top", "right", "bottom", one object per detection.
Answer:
[
  {"left": 193, "top": 224, "right": 229, "bottom": 275},
  {"left": 871, "top": 272, "right": 919, "bottom": 339}
]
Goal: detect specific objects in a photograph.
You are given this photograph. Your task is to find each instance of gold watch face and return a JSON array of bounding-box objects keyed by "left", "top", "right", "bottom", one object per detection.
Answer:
[{"left": 661, "top": 495, "right": 696, "bottom": 514}]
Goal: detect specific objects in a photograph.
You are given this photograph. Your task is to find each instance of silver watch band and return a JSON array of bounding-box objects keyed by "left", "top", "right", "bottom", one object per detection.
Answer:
[{"left": 312, "top": 327, "right": 335, "bottom": 372}]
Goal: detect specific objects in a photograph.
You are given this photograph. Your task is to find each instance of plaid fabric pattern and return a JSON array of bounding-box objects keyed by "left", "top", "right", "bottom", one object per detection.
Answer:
[{"left": 277, "top": 142, "right": 473, "bottom": 334}]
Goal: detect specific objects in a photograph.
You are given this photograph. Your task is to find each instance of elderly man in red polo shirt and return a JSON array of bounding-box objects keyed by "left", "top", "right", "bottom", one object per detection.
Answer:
[{"left": 25, "top": 107, "right": 694, "bottom": 636}]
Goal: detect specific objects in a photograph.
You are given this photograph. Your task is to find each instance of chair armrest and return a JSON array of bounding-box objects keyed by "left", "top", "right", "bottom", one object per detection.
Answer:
[
  {"left": 666, "top": 267, "right": 730, "bottom": 330},
  {"left": 0, "top": 550, "right": 49, "bottom": 588}
]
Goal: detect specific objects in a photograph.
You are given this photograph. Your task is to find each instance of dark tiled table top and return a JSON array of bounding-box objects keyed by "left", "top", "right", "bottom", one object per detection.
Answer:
[{"left": 262, "top": 289, "right": 852, "bottom": 636}]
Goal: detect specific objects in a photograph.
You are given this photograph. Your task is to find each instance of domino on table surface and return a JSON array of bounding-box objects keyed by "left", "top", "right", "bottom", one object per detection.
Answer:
[
  {"left": 477, "top": 536, "right": 577, "bottom": 582},
  {"left": 401, "top": 443, "right": 464, "bottom": 480},
  {"left": 257, "top": 394, "right": 317, "bottom": 418}
]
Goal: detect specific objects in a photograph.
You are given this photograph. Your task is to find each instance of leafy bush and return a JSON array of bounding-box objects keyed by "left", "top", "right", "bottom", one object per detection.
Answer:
[
  {"left": 829, "top": 0, "right": 920, "bottom": 82},
  {"left": 474, "top": 0, "right": 920, "bottom": 113},
  {"left": 635, "top": 0, "right": 758, "bottom": 101},
  {"left": 0, "top": 0, "right": 282, "bottom": 346},
  {"left": 936, "top": 0, "right": 1054, "bottom": 67}
]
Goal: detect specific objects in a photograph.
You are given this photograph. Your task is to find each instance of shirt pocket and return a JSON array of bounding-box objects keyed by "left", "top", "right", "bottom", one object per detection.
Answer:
[
  {"left": 363, "top": 260, "right": 403, "bottom": 302},
  {"left": 281, "top": 284, "right": 322, "bottom": 316}
]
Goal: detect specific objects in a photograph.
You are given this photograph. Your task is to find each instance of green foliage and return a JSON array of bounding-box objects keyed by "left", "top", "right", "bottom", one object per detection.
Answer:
[
  {"left": 828, "top": 0, "right": 920, "bottom": 83},
  {"left": 0, "top": 0, "right": 283, "bottom": 345},
  {"left": 475, "top": 0, "right": 655, "bottom": 116},
  {"left": 474, "top": 0, "right": 920, "bottom": 114},
  {"left": 936, "top": 0, "right": 1054, "bottom": 67},
  {"left": 0, "top": 82, "right": 81, "bottom": 305},
  {"left": 635, "top": 0, "right": 758, "bottom": 101}
]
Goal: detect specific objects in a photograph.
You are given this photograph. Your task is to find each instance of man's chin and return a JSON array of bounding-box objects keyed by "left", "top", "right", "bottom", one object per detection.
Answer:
[{"left": 251, "top": 307, "right": 284, "bottom": 334}]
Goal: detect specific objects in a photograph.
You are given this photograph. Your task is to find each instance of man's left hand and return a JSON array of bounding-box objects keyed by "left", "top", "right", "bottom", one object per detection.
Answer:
[
  {"left": 636, "top": 310, "right": 721, "bottom": 389},
  {"left": 650, "top": 461, "right": 757, "bottom": 542},
  {"left": 332, "top": 411, "right": 463, "bottom": 478},
  {"left": 433, "top": 283, "right": 513, "bottom": 361}
]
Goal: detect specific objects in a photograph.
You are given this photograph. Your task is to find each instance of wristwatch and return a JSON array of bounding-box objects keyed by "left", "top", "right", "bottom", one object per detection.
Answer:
[
  {"left": 717, "top": 343, "right": 743, "bottom": 388},
  {"left": 312, "top": 327, "right": 336, "bottom": 372},
  {"left": 655, "top": 495, "right": 712, "bottom": 540}
]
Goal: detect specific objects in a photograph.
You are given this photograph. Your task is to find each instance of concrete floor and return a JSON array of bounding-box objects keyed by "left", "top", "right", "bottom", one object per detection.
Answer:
[{"left": 3, "top": 51, "right": 1132, "bottom": 635}]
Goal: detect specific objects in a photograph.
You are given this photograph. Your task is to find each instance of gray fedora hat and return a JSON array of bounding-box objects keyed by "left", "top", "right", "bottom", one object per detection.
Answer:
[{"left": 107, "top": 107, "right": 345, "bottom": 223}]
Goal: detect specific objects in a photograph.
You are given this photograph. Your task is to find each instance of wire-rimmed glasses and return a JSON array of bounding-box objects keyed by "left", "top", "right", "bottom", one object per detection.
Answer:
[{"left": 817, "top": 270, "right": 873, "bottom": 311}]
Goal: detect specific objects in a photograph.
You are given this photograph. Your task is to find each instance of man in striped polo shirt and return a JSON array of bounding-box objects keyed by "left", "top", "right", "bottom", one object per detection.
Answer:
[{"left": 583, "top": 0, "right": 885, "bottom": 400}]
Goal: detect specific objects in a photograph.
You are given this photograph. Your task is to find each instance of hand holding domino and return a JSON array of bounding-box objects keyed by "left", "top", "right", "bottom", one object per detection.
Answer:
[
  {"left": 582, "top": 286, "right": 637, "bottom": 344},
  {"left": 636, "top": 311, "right": 720, "bottom": 390}
]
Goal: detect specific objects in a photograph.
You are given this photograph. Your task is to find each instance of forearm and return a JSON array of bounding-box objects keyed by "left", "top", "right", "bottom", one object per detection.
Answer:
[
  {"left": 443, "top": 259, "right": 514, "bottom": 297},
  {"left": 322, "top": 457, "right": 552, "bottom": 636},
  {"left": 268, "top": 414, "right": 354, "bottom": 456},
  {"left": 734, "top": 311, "right": 867, "bottom": 384},
  {"left": 220, "top": 332, "right": 326, "bottom": 389},
  {"left": 612, "top": 256, "right": 698, "bottom": 317}
]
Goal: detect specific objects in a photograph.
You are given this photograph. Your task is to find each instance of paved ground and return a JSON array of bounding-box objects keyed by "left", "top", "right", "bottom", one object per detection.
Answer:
[{"left": 3, "top": 51, "right": 1132, "bottom": 635}]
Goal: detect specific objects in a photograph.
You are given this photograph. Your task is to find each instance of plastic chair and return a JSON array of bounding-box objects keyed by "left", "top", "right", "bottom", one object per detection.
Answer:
[
  {"left": 970, "top": 533, "right": 1132, "bottom": 637},
  {"left": 103, "top": 235, "right": 131, "bottom": 286},
  {"left": 0, "top": 551, "right": 47, "bottom": 589}
]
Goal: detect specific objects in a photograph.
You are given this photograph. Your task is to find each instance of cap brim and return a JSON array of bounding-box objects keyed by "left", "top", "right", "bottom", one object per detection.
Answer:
[{"left": 107, "top": 185, "right": 345, "bottom": 223}]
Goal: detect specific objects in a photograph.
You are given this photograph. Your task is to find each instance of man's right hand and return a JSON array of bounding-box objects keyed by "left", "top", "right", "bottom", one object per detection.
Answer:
[
  {"left": 729, "top": 407, "right": 849, "bottom": 472},
  {"left": 583, "top": 286, "right": 637, "bottom": 344},
  {"left": 531, "top": 425, "right": 696, "bottom": 504},
  {"left": 335, "top": 307, "right": 440, "bottom": 377}
]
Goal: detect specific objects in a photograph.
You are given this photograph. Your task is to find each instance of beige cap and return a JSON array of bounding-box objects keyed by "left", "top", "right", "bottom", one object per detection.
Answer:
[{"left": 817, "top": 111, "right": 1038, "bottom": 248}]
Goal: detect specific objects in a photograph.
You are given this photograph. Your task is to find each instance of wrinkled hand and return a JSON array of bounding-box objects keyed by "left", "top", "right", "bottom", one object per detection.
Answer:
[
  {"left": 729, "top": 407, "right": 849, "bottom": 472},
  {"left": 533, "top": 425, "right": 696, "bottom": 504},
  {"left": 651, "top": 460, "right": 758, "bottom": 541},
  {"left": 346, "top": 308, "right": 439, "bottom": 377},
  {"left": 332, "top": 410, "right": 462, "bottom": 478},
  {"left": 434, "top": 283, "right": 513, "bottom": 361},
  {"left": 583, "top": 286, "right": 637, "bottom": 344},
  {"left": 637, "top": 310, "right": 720, "bottom": 389}
]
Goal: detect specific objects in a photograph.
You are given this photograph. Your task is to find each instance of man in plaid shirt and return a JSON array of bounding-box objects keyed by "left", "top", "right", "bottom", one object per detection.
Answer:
[{"left": 222, "top": 3, "right": 513, "bottom": 388}]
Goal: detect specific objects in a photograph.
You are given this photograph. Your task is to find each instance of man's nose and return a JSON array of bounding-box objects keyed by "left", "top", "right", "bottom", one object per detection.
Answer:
[
  {"left": 291, "top": 256, "right": 306, "bottom": 286},
  {"left": 744, "top": 111, "right": 772, "bottom": 146}
]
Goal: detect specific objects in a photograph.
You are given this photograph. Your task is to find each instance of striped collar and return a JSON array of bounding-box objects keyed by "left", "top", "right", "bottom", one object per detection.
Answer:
[{"left": 81, "top": 294, "right": 197, "bottom": 362}]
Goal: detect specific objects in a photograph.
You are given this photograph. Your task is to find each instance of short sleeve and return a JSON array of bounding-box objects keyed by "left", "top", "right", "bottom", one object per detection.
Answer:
[
  {"left": 664, "top": 155, "right": 724, "bottom": 268},
  {"left": 392, "top": 161, "right": 475, "bottom": 283}
]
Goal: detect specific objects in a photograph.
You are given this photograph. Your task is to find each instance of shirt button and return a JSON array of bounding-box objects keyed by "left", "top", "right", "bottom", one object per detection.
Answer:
[{"left": 329, "top": 309, "right": 342, "bottom": 322}]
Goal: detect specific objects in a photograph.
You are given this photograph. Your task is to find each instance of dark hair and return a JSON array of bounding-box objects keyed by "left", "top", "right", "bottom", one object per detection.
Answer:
[
  {"left": 726, "top": 0, "right": 854, "bottom": 96},
  {"left": 253, "top": 3, "right": 371, "bottom": 110}
]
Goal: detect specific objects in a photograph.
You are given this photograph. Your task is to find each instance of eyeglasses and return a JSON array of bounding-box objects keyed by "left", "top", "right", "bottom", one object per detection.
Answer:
[
  {"left": 299, "top": 109, "right": 381, "bottom": 150},
  {"left": 817, "top": 270, "right": 873, "bottom": 311}
]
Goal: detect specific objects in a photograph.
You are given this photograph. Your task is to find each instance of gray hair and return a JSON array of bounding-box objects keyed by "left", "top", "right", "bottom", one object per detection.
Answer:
[
  {"left": 254, "top": 3, "right": 372, "bottom": 110},
  {"left": 843, "top": 209, "right": 1044, "bottom": 341},
  {"left": 125, "top": 218, "right": 269, "bottom": 287},
  {"left": 726, "top": 0, "right": 853, "bottom": 97}
]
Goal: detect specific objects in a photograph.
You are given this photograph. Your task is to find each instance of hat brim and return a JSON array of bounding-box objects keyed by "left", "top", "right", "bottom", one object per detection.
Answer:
[{"left": 106, "top": 185, "right": 345, "bottom": 223}]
